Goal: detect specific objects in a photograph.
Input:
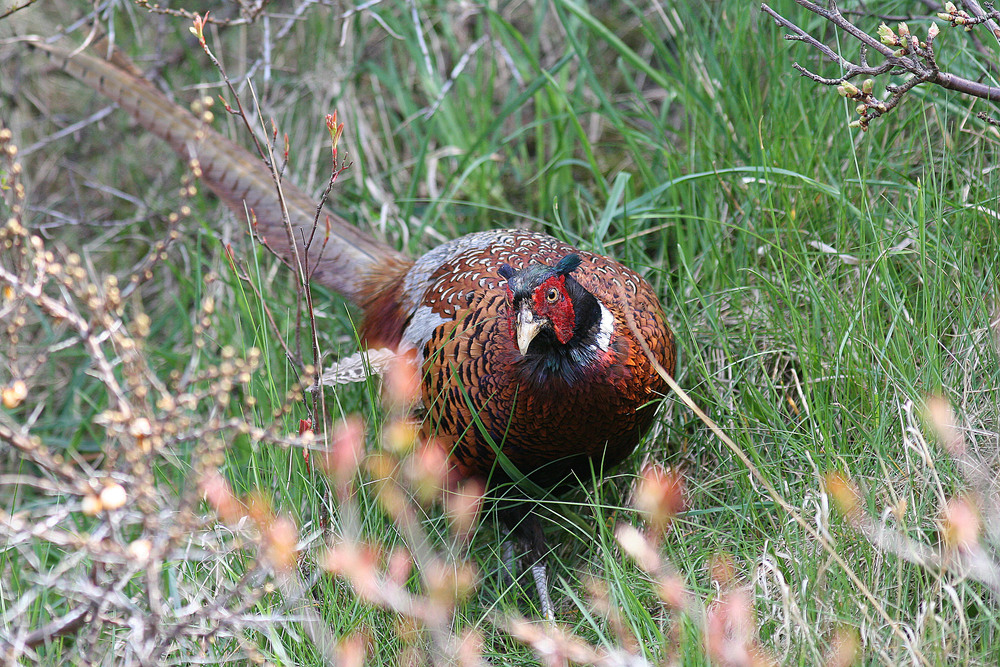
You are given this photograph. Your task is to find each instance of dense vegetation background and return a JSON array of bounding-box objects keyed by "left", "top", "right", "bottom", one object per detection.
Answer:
[{"left": 1, "top": 0, "right": 999, "bottom": 664}]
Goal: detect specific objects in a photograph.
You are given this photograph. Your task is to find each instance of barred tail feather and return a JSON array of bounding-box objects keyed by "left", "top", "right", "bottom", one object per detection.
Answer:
[{"left": 28, "top": 38, "right": 407, "bottom": 303}]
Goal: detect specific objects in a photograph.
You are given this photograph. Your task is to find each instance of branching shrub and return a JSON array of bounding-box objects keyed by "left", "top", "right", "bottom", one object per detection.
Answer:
[{"left": 761, "top": 0, "right": 1000, "bottom": 130}]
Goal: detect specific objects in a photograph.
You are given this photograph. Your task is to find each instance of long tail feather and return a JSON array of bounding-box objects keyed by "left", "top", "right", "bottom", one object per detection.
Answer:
[{"left": 28, "top": 37, "right": 408, "bottom": 303}]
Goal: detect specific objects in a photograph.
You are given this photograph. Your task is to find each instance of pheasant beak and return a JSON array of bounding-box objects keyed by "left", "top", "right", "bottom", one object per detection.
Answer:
[{"left": 515, "top": 303, "right": 546, "bottom": 355}]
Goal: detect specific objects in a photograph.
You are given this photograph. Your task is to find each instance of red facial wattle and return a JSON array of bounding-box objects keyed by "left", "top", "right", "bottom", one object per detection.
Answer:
[{"left": 533, "top": 275, "right": 575, "bottom": 344}]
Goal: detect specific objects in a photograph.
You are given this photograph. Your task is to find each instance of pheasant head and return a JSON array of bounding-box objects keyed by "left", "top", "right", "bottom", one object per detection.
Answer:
[{"left": 498, "top": 255, "right": 613, "bottom": 381}]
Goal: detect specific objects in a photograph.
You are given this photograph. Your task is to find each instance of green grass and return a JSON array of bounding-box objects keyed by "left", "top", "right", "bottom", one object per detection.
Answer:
[{"left": 3, "top": 0, "right": 1000, "bottom": 664}]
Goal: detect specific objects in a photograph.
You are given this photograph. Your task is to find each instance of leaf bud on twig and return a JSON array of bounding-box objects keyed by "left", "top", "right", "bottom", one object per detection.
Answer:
[
  {"left": 878, "top": 23, "right": 899, "bottom": 46},
  {"left": 837, "top": 81, "right": 859, "bottom": 97}
]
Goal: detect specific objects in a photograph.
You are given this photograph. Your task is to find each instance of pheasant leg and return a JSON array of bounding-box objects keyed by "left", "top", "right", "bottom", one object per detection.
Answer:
[{"left": 530, "top": 561, "right": 556, "bottom": 623}]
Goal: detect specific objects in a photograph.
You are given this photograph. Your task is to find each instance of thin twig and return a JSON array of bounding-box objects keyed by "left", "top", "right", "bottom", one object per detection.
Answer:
[
  {"left": 760, "top": 1, "right": 1000, "bottom": 130},
  {"left": 224, "top": 244, "right": 300, "bottom": 367},
  {"left": 0, "top": 0, "right": 40, "bottom": 20}
]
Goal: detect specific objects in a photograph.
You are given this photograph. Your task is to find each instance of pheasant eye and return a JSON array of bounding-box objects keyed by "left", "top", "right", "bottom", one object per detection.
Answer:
[{"left": 545, "top": 287, "right": 560, "bottom": 303}]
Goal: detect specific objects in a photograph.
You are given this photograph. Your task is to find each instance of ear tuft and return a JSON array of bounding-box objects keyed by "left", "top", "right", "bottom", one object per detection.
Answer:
[
  {"left": 498, "top": 264, "right": 515, "bottom": 280},
  {"left": 555, "top": 254, "right": 582, "bottom": 276}
]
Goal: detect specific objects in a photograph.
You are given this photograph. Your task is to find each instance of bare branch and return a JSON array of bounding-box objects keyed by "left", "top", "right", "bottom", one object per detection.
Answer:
[
  {"left": 761, "top": 1, "right": 1000, "bottom": 130},
  {"left": 959, "top": 0, "right": 1000, "bottom": 45},
  {"left": 0, "top": 0, "right": 40, "bottom": 20}
]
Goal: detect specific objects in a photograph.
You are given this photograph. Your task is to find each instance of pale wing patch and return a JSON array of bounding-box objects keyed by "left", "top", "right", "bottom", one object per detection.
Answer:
[
  {"left": 402, "top": 305, "right": 449, "bottom": 362},
  {"left": 314, "top": 348, "right": 397, "bottom": 387}
]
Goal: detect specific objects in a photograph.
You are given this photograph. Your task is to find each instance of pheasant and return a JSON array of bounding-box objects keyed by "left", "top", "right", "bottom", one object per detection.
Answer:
[{"left": 29, "top": 37, "right": 677, "bottom": 618}]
